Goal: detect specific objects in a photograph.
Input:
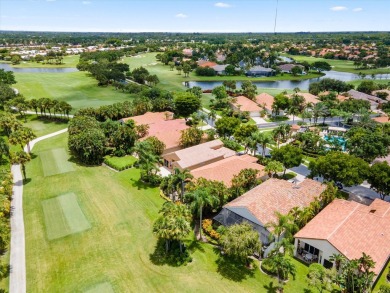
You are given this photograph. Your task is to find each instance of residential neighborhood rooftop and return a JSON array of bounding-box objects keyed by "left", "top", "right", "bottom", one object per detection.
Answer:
[
  {"left": 255, "top": 93, "right": 275, "bottom": 111},
  {"left": 162, "top": 139, "right": 236, "bottom": 170},
  {"left": 231, "top": 95, "right": 262, "bottom": 112},
  {"left": 295, "top": 199, "right": 390, "bottom": 275},
  {"left": 225, "top": 178, "right": 326, "bottom": 227},
  {"left": 190, "top": 154, "right": 265, "bottom": 187}
]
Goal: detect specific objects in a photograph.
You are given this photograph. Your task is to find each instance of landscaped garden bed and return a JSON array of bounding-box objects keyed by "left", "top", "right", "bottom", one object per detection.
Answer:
[{"left": 103, "top": 155, "right": 137, "bottom": 171}]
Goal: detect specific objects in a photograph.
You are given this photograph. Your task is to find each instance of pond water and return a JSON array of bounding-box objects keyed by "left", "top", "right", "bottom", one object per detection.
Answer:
[
  {"left": 184, "top": 70, "right": 390, "bottom": 90},
  {"left": 0, "top": 62, "right": 78, "bottom": 73}
]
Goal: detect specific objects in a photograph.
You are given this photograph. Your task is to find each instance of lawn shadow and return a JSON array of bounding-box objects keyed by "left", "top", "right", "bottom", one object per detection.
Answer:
[
  {"left": 186, "top": 238, "right": 205, "bottom": 253},
  {"left": 263, "top": 281, "right": 279, "bottom": 293},
  {"left": 215, "top": 256, "right": 255, "bottom": 282},
  {"left": 149, "top": 239, "right": 191, "bottom": 267},
  {"left": 23, "top": 178, "right": 32, "bottom": 185},
  {"left": 130, "top": 177, "right": 151, "bottom": 190}
]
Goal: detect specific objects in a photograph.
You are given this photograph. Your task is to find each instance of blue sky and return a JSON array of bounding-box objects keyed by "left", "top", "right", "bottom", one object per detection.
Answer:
[{"left": 1, "top": 0, "right": 389, "bottom": 32}]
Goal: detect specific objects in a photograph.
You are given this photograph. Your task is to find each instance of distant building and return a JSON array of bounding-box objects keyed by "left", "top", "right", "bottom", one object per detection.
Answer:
[
  {"left": 245, "top": 66, "right": 275, "bottom": 77},
  {"left": 347, "top": 89, "right": 381, "bottom": 110},
  {"left": 278, "top": 64, "right": 305, "bottom": 74}
]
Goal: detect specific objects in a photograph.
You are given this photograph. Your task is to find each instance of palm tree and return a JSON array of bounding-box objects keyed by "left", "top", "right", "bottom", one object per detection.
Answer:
[
  {"left": 329, "top": 253, "right": 346, "bottom": 271},
  {"left": 9, "top": 127, "right": 36, "bottom": 153},
  {"left": 263, "top": 252, "right": 296, "bottom": 288},
  {"left": 252, "top": 131, "right": 273, "bottom": 157},
  {"left": 29, "top": 99, "right": 39, "bottom": 116},
  {"left": 173, "top": 168, "right": 193, "bottom": 201},
  {"left": 153, "top": 202, "right": 191, "bottom": 253},
  {"left": 266, "top": 212, "right": 297, "bottom": 243},
  {"left": 10, "top": 150, "right": 31, "bottom": 179},
  {"left": 0, "top": 137, "right": 9, "bottom": 163},
  {"left": 184, "top": 187, "right": 218, "bottom": 240}
]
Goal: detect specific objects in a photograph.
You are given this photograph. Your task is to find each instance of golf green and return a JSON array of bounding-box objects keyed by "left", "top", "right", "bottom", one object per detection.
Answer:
[
  {"left": 39, "top": 148, "right": 74, "bottom": 177},
  {"left": 42, "top": 193, "right": 91, "bottom": 240}
]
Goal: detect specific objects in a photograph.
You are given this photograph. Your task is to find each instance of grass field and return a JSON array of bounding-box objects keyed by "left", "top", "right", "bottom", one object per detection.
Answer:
[
  {"left": 283, "top": 54, "right": 390, "bottom": 75},
  {"left": 22, "top": 132, "right": 312, "bottom": 292},
  {"left": 0, "top": 55, "right": 79, "bottom": 68},
  {"left": 42, "top": 193, "right": 91, "bottom": 240},
  {"left": 39, "top": 148, "right": 74, "bottom": 177},
  {"left": 21, "top": 115, "right": 69, "bottom": 137},
  {"left": 14, "top": 71, "right": 135, "bottom": 111}
]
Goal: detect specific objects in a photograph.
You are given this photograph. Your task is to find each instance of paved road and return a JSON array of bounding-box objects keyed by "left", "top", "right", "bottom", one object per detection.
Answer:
[{"left": 9, "top": 128, "right": 68, "bottom": 293}]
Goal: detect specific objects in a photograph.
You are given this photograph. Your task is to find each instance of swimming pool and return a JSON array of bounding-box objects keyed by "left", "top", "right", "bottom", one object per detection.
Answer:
[{"left": 324, "top": 135, "right": 346, "bottom": 151}]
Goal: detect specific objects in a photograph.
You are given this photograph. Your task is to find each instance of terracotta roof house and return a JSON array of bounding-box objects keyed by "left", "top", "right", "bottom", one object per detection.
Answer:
[
  {"left": 230, "top": 95, "right": 262, "bottom": 117},
  {"left": 182, "top": 48, "right": 193, "bottom": 57},
  {"left": 255, "top": 93, "right": 275, "bottom": 114},
  {"left": 120, "top": 112, "right": 189, "bottom": 154},
  {"left": 211, "top": 64, "right": 229, "bottom": 75},
  {"left": 191, "top": 154, "right": 266, "bottom": 187},
  {"left": 214, "top": 178, "right": 326, "bottom": 244},
  {"left": 278, "top": 64, "right": 305, "bottom": 73},
  {"left": 347, "top": 89, "right": 380, "bottom": 110},
  {"left": 162, "top": 139, "right": 236, "bottom": 171},
  {"left": 288, "top": 92, "right": 320, "bottom": 105},
  {"left": 294, "top": 199, "right": 390, "bottom": 279},
  {"left": 372, "top": 116, "right": 390, "bottom": 124},
  {"left": 245, "top": 66, "right": 275, "bottom": 77},
  {"left": 197, "top": 60, "right": 217, "bottom": 68}
]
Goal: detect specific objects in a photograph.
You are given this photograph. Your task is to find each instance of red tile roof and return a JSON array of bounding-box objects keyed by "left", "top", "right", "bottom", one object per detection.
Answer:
[
  {"left": 295, "top": 199, "right": 390, "bottom": 275},
  {"left": 121, "top": 112, "right": 188, "bottom": 151},
  {"left": 255, "top": 93, "right": 275, "bottom": 111},
  {"left": 288, "top": 92, "right": 320, "bottom": 105},
  {"left": 372, "top": 116, "right": 390, "bottom": 124},
  {"left": 191, "top": 154, "right": 266, "bottom": 187},
  {"left": 226, "top": 178, "right": 326, "bottom": 227},
  {"left": 197, "top": 61, "right": 217, "bottom": 68},
  {"left": 231, "top": 96, "right": 262, "bottom": 112}
]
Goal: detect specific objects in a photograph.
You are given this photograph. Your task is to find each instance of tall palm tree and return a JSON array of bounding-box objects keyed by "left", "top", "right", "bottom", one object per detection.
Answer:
[
  {"left": 184, "top": 187, "right": 218, "bottom": 240},
  {"left": 154, "top": 202, "right": 192, "bottom": 253},
  {"left": 173, "top": 168, "right": 193, "bottom": 201},
  {"left": 252, "top": 131, "right": 273, "bottom": 157}
]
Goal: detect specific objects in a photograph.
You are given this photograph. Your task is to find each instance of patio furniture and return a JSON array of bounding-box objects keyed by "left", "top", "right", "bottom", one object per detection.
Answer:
[{"left": 304, "top": 253, "right": 313, "bottom": 262}]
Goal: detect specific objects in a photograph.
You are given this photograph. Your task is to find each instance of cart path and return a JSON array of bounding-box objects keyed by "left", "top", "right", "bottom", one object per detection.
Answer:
[{"left": 9, "top": 128, "right": 68, "bottom": 293}]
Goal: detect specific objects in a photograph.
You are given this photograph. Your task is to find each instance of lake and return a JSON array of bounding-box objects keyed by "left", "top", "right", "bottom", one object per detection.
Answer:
[
  {"left": 184, "top": 71, "right": 390, "bottom": 90},
  {"left": 0, "top": 63, "right": 78, "bottom": 73}
]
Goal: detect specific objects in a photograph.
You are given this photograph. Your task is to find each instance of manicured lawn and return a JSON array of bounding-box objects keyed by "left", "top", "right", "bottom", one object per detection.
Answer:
[
  {"left": 1, "top": 55, "right": 79, "bottom": 68},
  {"left": 23, "top": 132, "right": 312, "bottom": 292},
  {"left": 14, "top": 71, "right": 135, "bottom": 111},
  {"left": 348, "top": 79, "right": 390, "bottom": 88},
  {"left": 283, "top": 54, "right": 390, "bottom": 75},
  {"left": 21, "top": 115, "right": 69, "bottom": 137}
]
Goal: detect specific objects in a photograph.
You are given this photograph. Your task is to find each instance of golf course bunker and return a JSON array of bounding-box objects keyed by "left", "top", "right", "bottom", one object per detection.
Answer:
[
  {"left": 84, "top": 282, "right": 115, "bottom": 293},
  {"left": 40, "top": 148, "right": 74, "bottom": 177},
  {"left": 42, "top": 193, "right": 91, "bottom": 240}
]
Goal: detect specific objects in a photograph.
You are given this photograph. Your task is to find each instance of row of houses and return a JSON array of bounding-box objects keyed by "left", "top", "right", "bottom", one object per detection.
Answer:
[{"left": 120, "top": 110, "right": 389, "bottom": 282}]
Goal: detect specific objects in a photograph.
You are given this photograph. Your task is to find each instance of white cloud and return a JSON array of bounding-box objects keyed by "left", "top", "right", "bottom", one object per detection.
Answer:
[
  {"left": 353, "top": 7, "right": 363, "bottom": 12},
  {"left": 175, "top": 13, "right": 188, "bottom": 18},
  {"left": 214, "top": 2, "right": 231, "bottom": 8},
  {"left": 330, "top": 6, "right": 348, "bottom": 11},
  {"left": 82, "top": 1, "right": 91, "bottom": 4}
]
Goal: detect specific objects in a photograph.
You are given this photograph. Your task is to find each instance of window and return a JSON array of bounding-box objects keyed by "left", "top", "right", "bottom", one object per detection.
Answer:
[
  {"left": 323, "top": 259, "right": 333, "bottom": 269},
  {"left": 304, "top": 243, "right": 320, "bottom": 256}
]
